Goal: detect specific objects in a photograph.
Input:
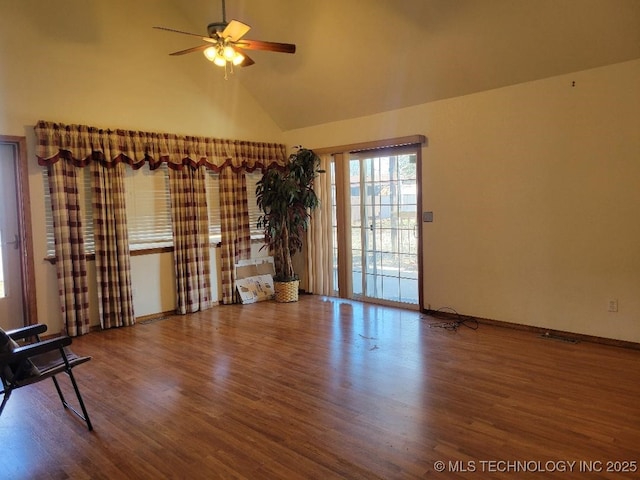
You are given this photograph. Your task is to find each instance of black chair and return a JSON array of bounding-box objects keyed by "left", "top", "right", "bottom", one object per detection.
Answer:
[{"left": 0, "top": 324, "right": 93, "bottom": 430}]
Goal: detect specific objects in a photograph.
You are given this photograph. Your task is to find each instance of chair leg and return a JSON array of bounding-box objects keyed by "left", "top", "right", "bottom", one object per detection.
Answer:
[
  {"left": 51, "top": 375, "right": 67, "bottom": 407},
  {"left": 67, "top": 370, "right": 93, "bottom": 431},
  {"left": 0, "top": 389, "right": 12, "bottom": 416},
  {"left": 51, "top": 373, "right": 93, "bottom": 431}
]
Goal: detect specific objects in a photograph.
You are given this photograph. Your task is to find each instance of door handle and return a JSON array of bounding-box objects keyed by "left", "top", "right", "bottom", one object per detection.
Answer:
[{"left": 6, "top": 234, "right": 20, "bottom": 250}]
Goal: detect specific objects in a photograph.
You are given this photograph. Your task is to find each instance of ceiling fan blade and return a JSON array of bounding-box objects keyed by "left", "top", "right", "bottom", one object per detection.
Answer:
[
  {"left": 169, "top": 45, "right": 209, "bottom": 56},
  {"left": 235, "top": 39, "right": 296, "bottom": 54},
  {"left": 223, "top": 19, "right": 251, "bottom": 42},
  {"left": 154, "top": 26, "right": 218, "bottom": 44},
  {"left": 239, "top": 52, "right": 255, "bottom": 67},
  {"left": 153, "top": 26, "right": 203, "bottom": 38}
]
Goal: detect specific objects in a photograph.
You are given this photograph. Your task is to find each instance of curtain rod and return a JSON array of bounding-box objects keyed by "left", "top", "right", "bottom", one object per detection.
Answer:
[{"left": 311, "top": 135, "right": 427, "bottom": 156}]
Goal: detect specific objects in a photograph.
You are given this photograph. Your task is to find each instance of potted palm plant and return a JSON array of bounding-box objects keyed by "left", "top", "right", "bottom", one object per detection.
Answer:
[{"left": 256, "top": 147, "right": 323, "bottom": 302}]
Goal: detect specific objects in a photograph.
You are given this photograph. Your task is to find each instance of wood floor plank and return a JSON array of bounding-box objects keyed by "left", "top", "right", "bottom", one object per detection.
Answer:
[{"left": 2, "top": 296, "right": 640, "bottom": 479}]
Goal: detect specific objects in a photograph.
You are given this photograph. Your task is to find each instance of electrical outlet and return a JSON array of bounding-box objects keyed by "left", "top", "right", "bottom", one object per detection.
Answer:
[{"left": 608, "top": 299, "right": 618, "bottom": 312}]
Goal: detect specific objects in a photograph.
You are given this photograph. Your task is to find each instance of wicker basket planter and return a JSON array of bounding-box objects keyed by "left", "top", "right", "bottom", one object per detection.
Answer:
[{"left": 274, "top": 279, "right": 299, "bottom": 303}]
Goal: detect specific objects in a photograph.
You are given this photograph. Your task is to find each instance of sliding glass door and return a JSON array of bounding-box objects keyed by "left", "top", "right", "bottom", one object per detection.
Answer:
[{"left": 331, "top": 145, "right": 421, "bottom": 309}]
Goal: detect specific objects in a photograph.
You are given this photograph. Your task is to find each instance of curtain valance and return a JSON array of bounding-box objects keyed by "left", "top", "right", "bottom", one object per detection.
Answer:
[{"left": 35, "top": 120, "right": 287, "bottom": 172}]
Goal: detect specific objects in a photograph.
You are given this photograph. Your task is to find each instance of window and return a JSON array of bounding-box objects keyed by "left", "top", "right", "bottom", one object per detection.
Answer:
[
  {"left": 43, "top": 169, "right": 55, "bottom": 256},
  {"left": 124, "top": 164, "right": 173, "bottom": 249},
  {"left": 44, "top": 164, "right": 173, "bottom": 256},
  {"left": 205, "top": 170, "right": 222, "bottom": 243},
  {"left": 44, "top": 163, "right": 259, "bottom": 257}
]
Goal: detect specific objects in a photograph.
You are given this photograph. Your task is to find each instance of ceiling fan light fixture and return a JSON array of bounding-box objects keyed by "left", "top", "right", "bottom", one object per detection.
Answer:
[
  {"left": 232, "top": 52, "right": 245, "bottom": 65},
  {"left": 204, "top": 43, "right": 244, "bottom": 68},
  {"left": 223, "top": 45, "right": 236, "bottom": 60},
  {"left": 155, "top": 0, "right": 296, "bottom": 76},
  {"left": 203, "top": 46, "right": 217, "bottom": 61}
]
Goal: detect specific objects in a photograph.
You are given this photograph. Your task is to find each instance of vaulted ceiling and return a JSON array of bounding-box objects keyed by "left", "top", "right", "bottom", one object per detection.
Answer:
[{"left": 164, "top": 0, "right": 640, "bottom": 131}]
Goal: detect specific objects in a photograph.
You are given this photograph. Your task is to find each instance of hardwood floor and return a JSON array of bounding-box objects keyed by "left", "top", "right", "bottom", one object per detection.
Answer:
[{"left": 2, "top": 296, "right": 640, "bottom": 479}]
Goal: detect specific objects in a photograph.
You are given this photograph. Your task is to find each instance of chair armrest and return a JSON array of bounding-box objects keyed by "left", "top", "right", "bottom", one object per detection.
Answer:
[
  {"left": 7, "top": 324, "right": 48, "bottom": 341},
  {"left": 0, "top": 336, "right": 72, "bottom": 364}
]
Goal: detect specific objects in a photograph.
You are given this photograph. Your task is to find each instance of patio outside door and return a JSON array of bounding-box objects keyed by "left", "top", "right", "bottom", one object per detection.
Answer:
[
  {"left": 0, "top": 143, "right": 25, "bottom": 330},
  {"left": 331, "top": 145, "right": 421, "bottom": 309}
]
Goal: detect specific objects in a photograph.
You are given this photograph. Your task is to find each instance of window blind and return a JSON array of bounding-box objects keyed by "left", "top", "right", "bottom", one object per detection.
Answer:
[
  {"left": 205, "top": 170, "right": 222, "bottom": 242},
  {"left": 124, "top": 163, "right": 173, "bottom": 249},
  {"left": 44, "top": 163, "right": 262, "bottom": 256}
]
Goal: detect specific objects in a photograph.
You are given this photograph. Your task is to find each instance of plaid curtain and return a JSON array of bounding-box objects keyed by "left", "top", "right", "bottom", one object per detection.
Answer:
[
  {"left": 35, "top": 120, "right": 287, "bottom": 171},
  {"left": 169, "top": 166, "right": 212, "bottom": 313},
  {"left": 306, "top": 154, "right": 334, "bottom": 295},
  {"left": 219, "top": 168, "right": 251, "bottom": 304},
  {"left": 47, "top": 160, "right": 90, "bottom": 336},
  {"left": 36, "top": 120, "right": 287, "bottom": 314},
  {"left": 91, "top": 161, "right": 135, "bottom": 329}
]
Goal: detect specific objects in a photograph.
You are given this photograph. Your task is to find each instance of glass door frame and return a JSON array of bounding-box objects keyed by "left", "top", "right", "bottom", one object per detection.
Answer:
[
  {"left": 0, "top": 136, "right": 38, "bottom": 327},
  {"left": 330, "top": 141, "right": 424, "bottom": 311}
]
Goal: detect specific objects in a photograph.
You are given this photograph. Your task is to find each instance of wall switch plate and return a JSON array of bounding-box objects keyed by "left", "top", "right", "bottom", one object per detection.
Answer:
[
  {"left": 423, "top": 211, "right": 434, "bottom": 222},
  {"left": 608, "top": 299, "right": 618, "bottom": 312}
]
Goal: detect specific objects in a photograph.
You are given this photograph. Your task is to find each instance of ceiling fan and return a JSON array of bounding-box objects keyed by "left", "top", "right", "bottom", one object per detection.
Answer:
[{"left": 153, "top": 0, "right": 296, "bottom": 76}]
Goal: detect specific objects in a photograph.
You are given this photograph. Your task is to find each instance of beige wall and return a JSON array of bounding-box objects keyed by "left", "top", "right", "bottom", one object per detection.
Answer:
[
  {"left": 129, "top": 243, "right": 270, "bottom": 319},
  {"left": 0, "top": 0, "right": 284, "bottom": 332},
  {"left": 284, "top": 59, "right": 640, "bottom": 343}
]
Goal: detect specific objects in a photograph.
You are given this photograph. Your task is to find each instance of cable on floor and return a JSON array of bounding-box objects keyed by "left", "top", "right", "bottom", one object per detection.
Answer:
[{"left": 425, "top": 306, "right": 479, "bottom": 331}]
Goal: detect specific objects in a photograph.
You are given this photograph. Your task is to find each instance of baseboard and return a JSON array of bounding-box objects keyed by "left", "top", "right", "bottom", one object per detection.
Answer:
[
  {"left": 423, "top": 309, "right": 640, "bottom": 351},
  {"left": 82, "top": 310, "right": 178, "bottom": 332},
  {"left": 135, "top": 310, "right": 178, "bottom": 323}
]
